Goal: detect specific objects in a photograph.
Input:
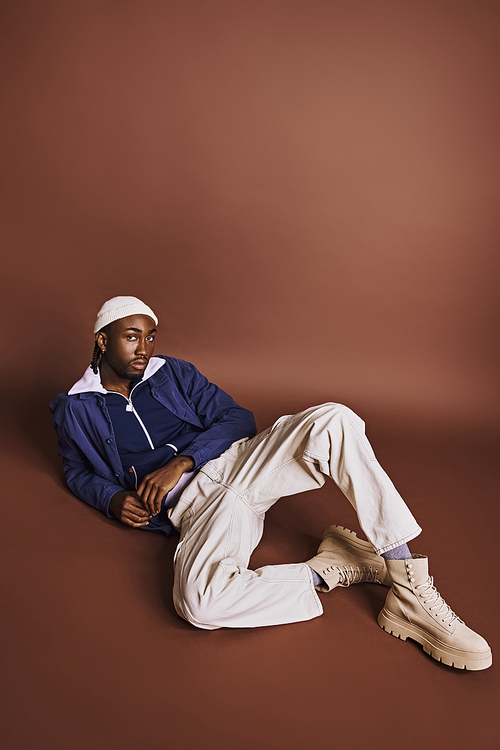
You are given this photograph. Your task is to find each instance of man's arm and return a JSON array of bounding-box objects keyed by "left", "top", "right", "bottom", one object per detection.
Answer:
[
  {"left": 56, "top": 428, "right": 124, "bottom": 518},
  {"left": 169, "top": 360, "right": 257, "bottom": 470},
  {"left": 137, "top": 360, "right": 257, "bottom": 515},
  {"left": 61, "top": 433, "right": 158, "bottom": 527},
  {"left": 137, "top": 454, "right": 195, "bottom": 515}
]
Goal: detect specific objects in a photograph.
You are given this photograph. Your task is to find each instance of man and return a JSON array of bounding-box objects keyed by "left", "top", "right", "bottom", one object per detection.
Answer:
[{"left": 50, "top": 296, "right": 492, "bottom": 670}]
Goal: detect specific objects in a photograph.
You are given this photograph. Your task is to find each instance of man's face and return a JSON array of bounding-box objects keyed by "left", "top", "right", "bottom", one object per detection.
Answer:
[{"left": 98, "top": 314, "right": 157, "bottom": 381}]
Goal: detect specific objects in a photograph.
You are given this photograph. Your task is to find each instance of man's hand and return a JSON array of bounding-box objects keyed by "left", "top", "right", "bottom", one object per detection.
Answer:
[
  {"left": 109, "top": 490, "right": 152, "bottom": 528},
  {"left": 138, "top": 455, "right": 195, "bottom": 515}
]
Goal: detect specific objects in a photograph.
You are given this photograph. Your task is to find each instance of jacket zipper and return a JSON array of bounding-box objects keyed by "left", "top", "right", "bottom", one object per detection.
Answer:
[
  {"left": 130, "top": 466, "right": 138, "bottom": 490},
  {"left": 110, "top": 383, "right": 155, "bottom": 450}
]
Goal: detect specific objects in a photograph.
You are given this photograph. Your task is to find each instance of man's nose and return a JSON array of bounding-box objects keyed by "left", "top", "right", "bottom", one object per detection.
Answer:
[{"left": 135, "top": 338, "right": 147, "bottom": 355}]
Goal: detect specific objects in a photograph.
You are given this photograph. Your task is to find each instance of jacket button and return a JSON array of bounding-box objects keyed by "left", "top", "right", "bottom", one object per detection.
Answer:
[
  {"left": 115, "top": 472, "right": 120, "bottom": 477},
  {"left": 106, "top": 439, "right": 112, "bottom": 444}
]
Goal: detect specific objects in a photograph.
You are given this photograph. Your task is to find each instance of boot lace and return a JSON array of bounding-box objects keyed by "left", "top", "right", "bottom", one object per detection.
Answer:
[
  {"left": 337, "top": 565, "right": 381, "bottom": 587},
  {"left": 415, "top": 576, "right": 463, "bottom": 625}
]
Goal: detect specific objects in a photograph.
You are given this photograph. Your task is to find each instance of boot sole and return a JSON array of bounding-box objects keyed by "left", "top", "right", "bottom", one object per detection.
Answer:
[{"left": 377, "top": 607, "right": 493, "bottom": 671}]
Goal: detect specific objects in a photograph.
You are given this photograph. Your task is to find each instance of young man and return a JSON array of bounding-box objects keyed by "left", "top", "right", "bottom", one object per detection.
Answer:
[{"left": 50, "top": 296, "right": 492, "bottom": 670}]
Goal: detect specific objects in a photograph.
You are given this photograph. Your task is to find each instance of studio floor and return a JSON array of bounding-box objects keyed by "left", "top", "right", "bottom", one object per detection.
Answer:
[{"left": 2, "top": 400, "right": 499, "bottom": 750}]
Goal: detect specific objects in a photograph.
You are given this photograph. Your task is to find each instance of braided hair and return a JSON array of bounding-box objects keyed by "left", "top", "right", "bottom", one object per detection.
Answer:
[{"left": 90, "top": 324, "right": 111, "bottom": 374}]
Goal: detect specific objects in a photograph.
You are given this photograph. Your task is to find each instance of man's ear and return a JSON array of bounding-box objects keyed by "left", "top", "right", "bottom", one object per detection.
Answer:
[{"left": 96, "top": 331, "right": 107, "bottom": 353}]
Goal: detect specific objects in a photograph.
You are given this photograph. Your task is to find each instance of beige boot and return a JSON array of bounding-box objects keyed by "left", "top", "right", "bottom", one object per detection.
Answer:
[
  {"left": 306, "top": 525, "right": 391, "bottom": 592},
  {"left": 378, "top": 555, "right": 492, "bottom": 670}
]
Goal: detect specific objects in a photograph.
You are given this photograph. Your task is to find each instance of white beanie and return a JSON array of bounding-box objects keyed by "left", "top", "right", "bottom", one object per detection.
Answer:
[{"left": 93, "top": 296, "right": 158, "bottom": 333}]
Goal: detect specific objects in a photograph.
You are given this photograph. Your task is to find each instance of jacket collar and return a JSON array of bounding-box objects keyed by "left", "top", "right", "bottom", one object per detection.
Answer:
[{"left": 68, "top": 356, "right": 166, "bottom": 396}]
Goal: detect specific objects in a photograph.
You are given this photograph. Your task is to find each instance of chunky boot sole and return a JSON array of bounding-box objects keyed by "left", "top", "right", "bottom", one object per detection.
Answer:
[{"left": 378, "top": 607, "right": 493, "bottom": 671}]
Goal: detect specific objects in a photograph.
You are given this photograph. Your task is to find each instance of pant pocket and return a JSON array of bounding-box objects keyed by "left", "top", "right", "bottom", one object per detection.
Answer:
[
  {"left": 173, "top": 536, "right": 188, "bottom": 565},
  {"left": 269, "top": 414, "right": 292, "bottom": 433}
]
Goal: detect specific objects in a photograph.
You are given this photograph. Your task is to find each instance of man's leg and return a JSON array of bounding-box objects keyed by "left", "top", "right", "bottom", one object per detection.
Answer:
[
  {"left": 225, "top": 403, "right": 421, "bottom": 555},
  {"left": 171, "top": 482, "right": 322, "bottom": 629},
  {"left": 169, "top": 402, "right": 420, "bottom": 629}
]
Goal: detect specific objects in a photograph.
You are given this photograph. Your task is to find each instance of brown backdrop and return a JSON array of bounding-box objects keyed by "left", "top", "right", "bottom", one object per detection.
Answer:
[{"left": 1, "top": 2, "right": 499, "bottom": 749}]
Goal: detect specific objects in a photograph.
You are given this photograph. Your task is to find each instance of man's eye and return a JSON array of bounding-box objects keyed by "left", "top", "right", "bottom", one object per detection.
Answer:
[
  {"left": 147, "top": 336, "right": 155, "bottom": 341},
  {"left": 127, "top": 335, "right": 138, "bottom": 340}
]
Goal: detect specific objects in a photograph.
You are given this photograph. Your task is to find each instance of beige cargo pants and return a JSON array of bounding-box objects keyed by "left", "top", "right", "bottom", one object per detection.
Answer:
[{"left": 168, "top": 403, "right": 421, "bottom": 630}]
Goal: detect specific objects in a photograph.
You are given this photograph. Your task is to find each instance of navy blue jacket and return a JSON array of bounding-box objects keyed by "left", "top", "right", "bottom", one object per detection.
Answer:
[{"left": 49, "top": 356, "right": 257, "bottom": 518}]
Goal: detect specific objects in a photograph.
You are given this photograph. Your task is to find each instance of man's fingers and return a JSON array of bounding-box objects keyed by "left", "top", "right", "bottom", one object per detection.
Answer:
[
  {"left": 126, "top": 498, "right": 150, "bottom": 516},
  {"left": 122, "top": 498, "right": 151, "bottom": 525},
  {"left": 119, "top": 514, "right": 149, "bottom": 528},
  {"left": 123, "top": 493, "right": 149, "bottom": 513},
  {"left": 122, "top": 510, "right": 151, "bottom": 526},
  {"left": 150, "top": 488, "right": 167, "bottom": 516},
  {"left": 138, "top": 482, "right": 154, "bottom": 513},
  {"left": 145, "top": 490, "right": 156, "bottom": 516},
  {"left": 153, "top": 491, "right": 162, "bottom": 515},
  {"left": 139, "top": 481, "right": 163, "bottom": 515}
]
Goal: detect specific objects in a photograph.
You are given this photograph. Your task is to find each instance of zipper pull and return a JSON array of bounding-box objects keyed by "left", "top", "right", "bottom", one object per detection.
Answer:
[{"left": 126, "top": 402, "right": 133, "bottom": 412}]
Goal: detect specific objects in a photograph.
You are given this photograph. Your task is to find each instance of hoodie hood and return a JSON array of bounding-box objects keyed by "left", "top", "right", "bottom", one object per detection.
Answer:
[{"left": 67, "top": 356, "right": 166, "bottom": 396}]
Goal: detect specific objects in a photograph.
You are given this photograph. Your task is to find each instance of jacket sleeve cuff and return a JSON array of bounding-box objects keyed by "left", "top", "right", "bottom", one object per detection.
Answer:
[
  {"left": 102, "top": 485, "right": 122, "bottom": 518},
  {"left": 178, "top": 449, "right": 205, "bottom": 471}
]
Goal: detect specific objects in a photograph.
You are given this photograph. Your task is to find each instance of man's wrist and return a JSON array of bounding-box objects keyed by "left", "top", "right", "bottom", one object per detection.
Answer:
[
  {"left": 175, "top": 455, "right": 195, "bottom": 471},
  {"left": 109, "top": 489, "right": 126, "bottom": 517}
]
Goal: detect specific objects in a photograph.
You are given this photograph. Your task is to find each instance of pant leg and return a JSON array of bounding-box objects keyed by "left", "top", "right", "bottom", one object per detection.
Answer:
[
  {"left": 169, "top": 402, "right": 422, "bottom": 629},
  {"left": 171, "top": 479, "right": 322, "bottom": 630}
]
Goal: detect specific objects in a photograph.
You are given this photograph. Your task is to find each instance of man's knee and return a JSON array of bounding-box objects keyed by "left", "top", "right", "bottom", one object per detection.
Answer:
[
  {"left": 174, "top": 596, "right": 219, "bottom": 630},
  {"left": 304, "top": 402, "right": 363, "bottom": 429},
  {"left": 174, "top": 566, "right": 234, "bottom": 630},
  {"left": 175, "top": 556, "right": 261, "bottom": 629},
  {"left": 175, "top": 587, "right": 226, "bottom": 630}
]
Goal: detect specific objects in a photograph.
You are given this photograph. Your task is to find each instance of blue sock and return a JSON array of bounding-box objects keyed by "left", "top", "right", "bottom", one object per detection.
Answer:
[{"left": 381, "top": 543, "right": 411, "bottom": 560}]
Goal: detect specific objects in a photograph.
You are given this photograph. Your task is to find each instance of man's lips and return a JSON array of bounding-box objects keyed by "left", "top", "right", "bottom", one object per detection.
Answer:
[{"left": 130, "top": 359, "right": 148, "bottom": 369}]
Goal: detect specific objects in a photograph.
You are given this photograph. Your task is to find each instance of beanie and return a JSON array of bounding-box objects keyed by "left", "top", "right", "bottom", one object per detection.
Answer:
[{"left": 93, "top": 296, "right": 158, "bottom": 333}]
